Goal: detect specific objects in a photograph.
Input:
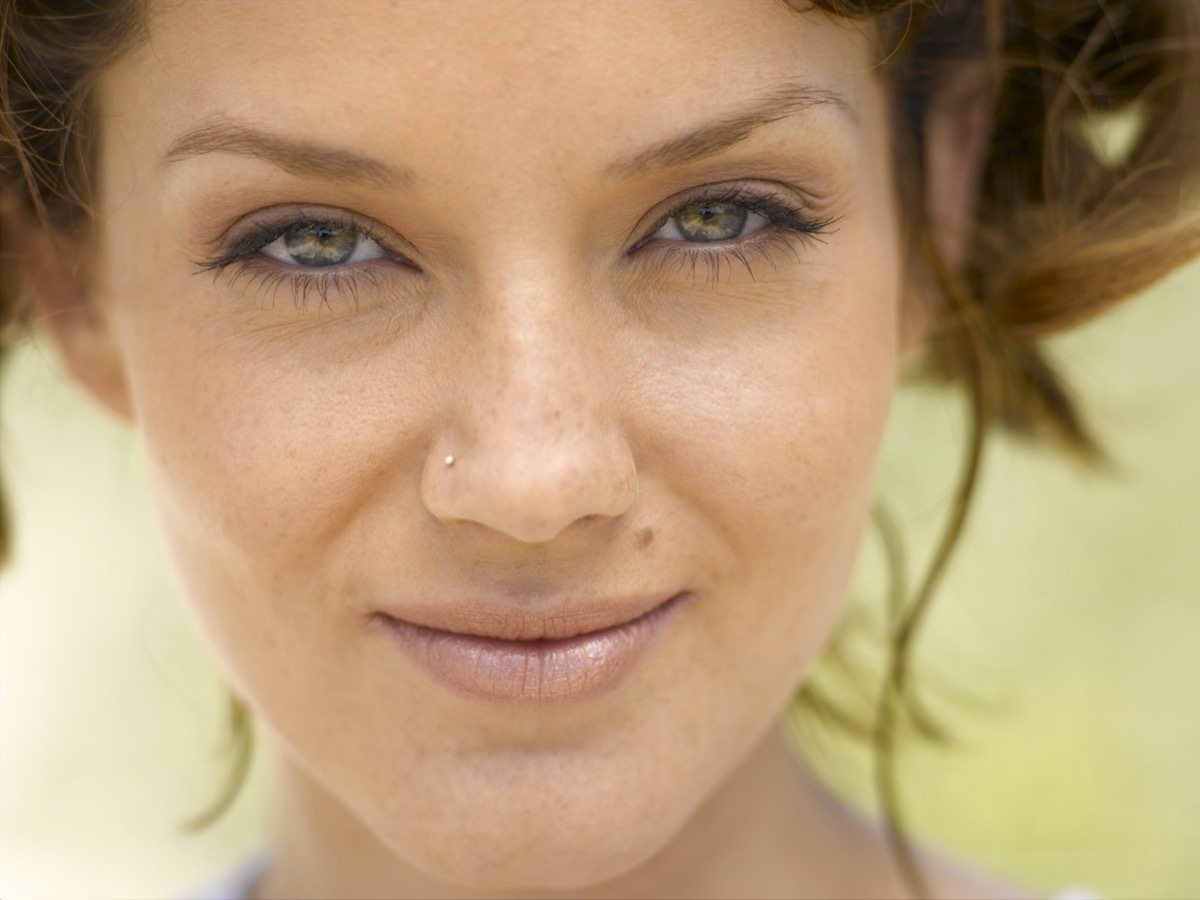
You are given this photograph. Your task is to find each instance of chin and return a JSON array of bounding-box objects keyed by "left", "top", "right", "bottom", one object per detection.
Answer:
[
  {"left": 360, "top": 759, "right": 697, "bottom": 894},
  {"left": 430, "top": 843, "right": 660, "bottom": 893},
  {"left": 380, "top": 813, "right": 681, "bottom": 893}
]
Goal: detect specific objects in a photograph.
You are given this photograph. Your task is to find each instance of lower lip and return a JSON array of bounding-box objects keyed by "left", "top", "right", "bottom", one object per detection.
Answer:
[{"left": 377, "top": 594, "right": 686, "bottom": 705}]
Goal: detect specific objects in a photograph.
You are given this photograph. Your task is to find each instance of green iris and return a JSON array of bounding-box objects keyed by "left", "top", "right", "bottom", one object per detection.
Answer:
[
  {"left": 283, "top": 224, "right": 359, "bottom": 266},
  {"left": 673, "top": 201, "right": 749, "bottom": 242}
]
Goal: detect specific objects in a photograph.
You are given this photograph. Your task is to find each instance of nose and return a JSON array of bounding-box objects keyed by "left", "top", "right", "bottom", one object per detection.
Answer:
[{"left": 420, "top": 290, "right": 637, "bottom": 545}]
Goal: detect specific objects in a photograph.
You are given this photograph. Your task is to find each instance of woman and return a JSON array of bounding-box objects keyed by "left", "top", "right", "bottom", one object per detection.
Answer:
[{"left": 2, "top": 1, "right": 1198, "bottom": 897}]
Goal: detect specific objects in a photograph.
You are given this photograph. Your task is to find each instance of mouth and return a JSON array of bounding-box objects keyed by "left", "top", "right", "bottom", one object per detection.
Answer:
[{"left": 373, "top": 592, "right": 688, "bottom": 705}]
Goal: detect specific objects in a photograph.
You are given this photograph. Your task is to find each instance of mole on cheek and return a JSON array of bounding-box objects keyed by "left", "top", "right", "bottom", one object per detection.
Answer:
[{"left": 635, "top": 527, "right": 655, "bottom": 550}]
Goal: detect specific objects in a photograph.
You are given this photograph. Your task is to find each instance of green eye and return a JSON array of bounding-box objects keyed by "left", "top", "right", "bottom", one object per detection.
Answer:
[
  {"left": 652, "top": 200, "right": 767, "bottom": 244},
  {"left": 261, "top": 221, "right": 387, "bottom": 268},
  {"left": 673, "top": 202, "right": 749, "bottom": 242},
  {"left": 282, "top": 224, "right": 360, "bottom": 266}
]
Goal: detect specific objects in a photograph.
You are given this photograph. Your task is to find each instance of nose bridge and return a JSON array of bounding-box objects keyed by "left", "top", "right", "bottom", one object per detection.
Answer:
[
  {"left": 480, "top": 277, "right": 594, "bottom": 443},
  {"left": 425, "top": 257, "right": 636, "bottom": 543},
  {"left": 462, "top": 168, "right": 616, "bottom": 430}
]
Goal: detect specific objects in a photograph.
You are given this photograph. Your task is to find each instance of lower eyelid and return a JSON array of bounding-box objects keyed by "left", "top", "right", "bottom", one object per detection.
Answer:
[{"left": 634, "top": 228, "right": 819, "bottom": 289}]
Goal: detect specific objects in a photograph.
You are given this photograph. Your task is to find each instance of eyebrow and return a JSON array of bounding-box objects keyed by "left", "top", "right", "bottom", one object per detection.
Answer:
[
  {"left": 161, "top": 119, "right": 412, "bottom": 187},
  {"left": 160, "top": 83, "right": 849, "bottom": 187},
  {"left": 607, "top": 83, "right": 852, "bottom": 178}
]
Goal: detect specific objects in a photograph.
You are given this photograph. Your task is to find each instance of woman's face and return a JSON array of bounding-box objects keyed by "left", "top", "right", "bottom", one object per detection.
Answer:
[{"left": 84, "top": 0, "right": 906, "bottom": 889}]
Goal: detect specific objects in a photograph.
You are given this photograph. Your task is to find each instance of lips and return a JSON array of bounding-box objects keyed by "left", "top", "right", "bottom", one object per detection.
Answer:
[{"left": 374, "top": 592, "right": 687, "bottom": 705}]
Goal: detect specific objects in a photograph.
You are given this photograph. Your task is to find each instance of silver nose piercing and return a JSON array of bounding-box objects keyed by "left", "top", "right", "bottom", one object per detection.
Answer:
[{"left": 444, "top": 455, "right": 455, "bottom": 467}]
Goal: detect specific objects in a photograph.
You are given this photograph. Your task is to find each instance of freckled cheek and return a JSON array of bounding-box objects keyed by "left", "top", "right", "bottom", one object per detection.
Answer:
[
  {"left": 672, "top": 340, "right": 893, "bottom": 675},
  {"left": 649, "top": 320, "right": 892, "bottom": 673},
  {"left": 122, "top": 326, "right": 425, "bottom": 571},
  {"left": 665, "top": 323, "right": 894, "bottom": 536}
]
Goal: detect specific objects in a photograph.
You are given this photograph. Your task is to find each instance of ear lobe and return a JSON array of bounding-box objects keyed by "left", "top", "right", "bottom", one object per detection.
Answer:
[
  {"left": 16, "top": 221, "right": 135, "bottom": 423},
  {"left": 899, "top": 76, "right": 993, "bottom": 359},
  {"left": 923, "top": 79, "right": 993, "bottom": 271}
]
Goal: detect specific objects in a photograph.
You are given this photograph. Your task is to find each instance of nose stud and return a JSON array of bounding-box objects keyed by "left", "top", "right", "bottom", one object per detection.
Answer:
[{"left": 444, "top": 454, "right": 456, "bottom": 467}]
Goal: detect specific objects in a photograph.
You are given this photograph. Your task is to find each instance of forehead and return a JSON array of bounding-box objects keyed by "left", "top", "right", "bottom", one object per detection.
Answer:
[{"left": 119, "top": 1, "right": 879, "bottom": 182}]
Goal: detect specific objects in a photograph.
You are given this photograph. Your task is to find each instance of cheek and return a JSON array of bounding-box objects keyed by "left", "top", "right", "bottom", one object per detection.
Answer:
[
  {"left": 645, "top": 265, "right": 900, "bottom": 676},
  {"left": 652, "top": 270, "right": 898, "bottom": 553},
  {"left": 92, "top": 190, "right": 428, "bottom": 581},
  {"left": 132, "top": 347, "right": 350, "bottom": 540},
  {"left": 101, "top": 267, "right": 438, "bottom": 672},
  {"left": 99, "top": 208, "right": 414, "bottom": 553}
]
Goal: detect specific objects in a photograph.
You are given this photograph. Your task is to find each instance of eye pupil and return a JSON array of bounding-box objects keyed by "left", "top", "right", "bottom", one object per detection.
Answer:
[
  {"left": 675, "top": 201, "right": 748, "bottom": 243},
  {"left": 283, "top": 224, "right": 359, "bottom": 266}
]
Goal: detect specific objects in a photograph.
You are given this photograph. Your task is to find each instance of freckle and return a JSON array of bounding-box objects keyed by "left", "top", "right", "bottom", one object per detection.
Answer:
[{"left": 635, "top": 527, "right": 654, "bottom": 549}]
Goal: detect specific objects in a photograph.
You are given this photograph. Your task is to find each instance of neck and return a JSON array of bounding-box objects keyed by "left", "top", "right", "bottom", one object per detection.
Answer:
[{"left": 255, "top": 724, "right": 902, "bottom": 900}]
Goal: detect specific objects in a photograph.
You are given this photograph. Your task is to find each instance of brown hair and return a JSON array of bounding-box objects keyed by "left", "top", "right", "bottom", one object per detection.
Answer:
[
  {"left": 4, "top": 1, "right": 1200, "bottom": 896},
  {"left": 797, "top": 2, "right": 1200, "bottom": 894},
  {"left": 1, "top": 0, "right": 147, "bottom": 561}
]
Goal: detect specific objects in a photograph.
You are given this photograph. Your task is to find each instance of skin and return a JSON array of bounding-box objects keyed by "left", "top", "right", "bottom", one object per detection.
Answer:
[{"left": 32, "top": 1, "right": 1017, "bottom": 897}]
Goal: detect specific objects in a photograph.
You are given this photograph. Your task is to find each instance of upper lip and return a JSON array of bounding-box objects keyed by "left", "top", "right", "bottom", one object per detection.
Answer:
[{"left": 372, "top": 592, "right": 682, "bottom": 642}]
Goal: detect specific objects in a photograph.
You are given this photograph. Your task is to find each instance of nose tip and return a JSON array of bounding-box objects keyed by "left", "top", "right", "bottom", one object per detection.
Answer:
[{"left": 421, "top": 431, "right": 637, "bottom": 544}]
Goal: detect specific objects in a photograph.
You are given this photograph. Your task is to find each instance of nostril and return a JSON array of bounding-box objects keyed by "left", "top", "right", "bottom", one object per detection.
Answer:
[{"left": 420, "top": 434, "right": 638, "bottom": 545}]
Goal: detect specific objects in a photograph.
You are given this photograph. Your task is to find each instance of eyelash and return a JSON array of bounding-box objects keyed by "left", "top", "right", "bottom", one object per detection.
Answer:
[
  {"left": 195, "top": 214, "right": 405, "bottom": 312},
  {"left": 194, "top": 188, "right": 838, "bottom": 310},
  {"left": 636, "top": 185, "right": 837, "bottom": 287}
]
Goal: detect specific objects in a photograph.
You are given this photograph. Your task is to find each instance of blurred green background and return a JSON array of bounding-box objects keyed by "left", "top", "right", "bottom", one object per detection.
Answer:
[{"left": 1, "top": 260, "right": 1197, "bottom": 900}]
